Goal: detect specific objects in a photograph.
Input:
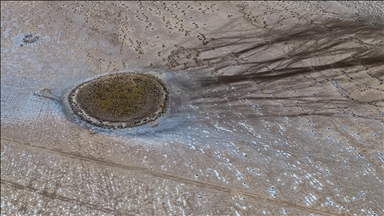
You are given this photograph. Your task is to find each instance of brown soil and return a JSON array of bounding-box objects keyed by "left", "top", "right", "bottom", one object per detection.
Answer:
[{"left": 68, "top": 73, "right": 168, "bottom": 128}]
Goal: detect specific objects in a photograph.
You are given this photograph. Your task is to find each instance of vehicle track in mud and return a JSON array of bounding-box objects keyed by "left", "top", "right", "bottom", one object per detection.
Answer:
[{"left": 2, "top": 137, "right": 342, "bottom": 215}]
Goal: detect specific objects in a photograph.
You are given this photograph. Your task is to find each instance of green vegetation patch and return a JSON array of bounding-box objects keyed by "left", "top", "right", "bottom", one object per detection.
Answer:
[{"left": 68, "top": 73, "right": 168, "bottom": 128}]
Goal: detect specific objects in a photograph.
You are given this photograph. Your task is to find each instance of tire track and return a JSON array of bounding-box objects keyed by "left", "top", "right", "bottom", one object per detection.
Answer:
[
  {"left": 1, "top": 180, "right": 117, "bottom": 215},
  {"left": 1, "top": 137, "right": 342, "bottom": 215}
]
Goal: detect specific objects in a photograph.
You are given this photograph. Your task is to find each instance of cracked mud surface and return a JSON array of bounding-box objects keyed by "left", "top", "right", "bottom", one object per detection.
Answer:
[{"left": 1, "top": 1, "right": 383, "bottom": 215}]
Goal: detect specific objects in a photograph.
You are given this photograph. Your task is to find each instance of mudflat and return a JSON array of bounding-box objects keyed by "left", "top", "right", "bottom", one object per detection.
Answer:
[{"left": 1, "top": 1, "right": 383, "bottom": 215}]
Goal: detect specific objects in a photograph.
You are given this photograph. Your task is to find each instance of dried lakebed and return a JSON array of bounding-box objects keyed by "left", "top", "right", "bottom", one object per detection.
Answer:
[
  {"left": 2, "top": 1, "right": 383, "bottom": 215},
  {"left": 68, "top": 73, "right": 168, "bottom": 128}
]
